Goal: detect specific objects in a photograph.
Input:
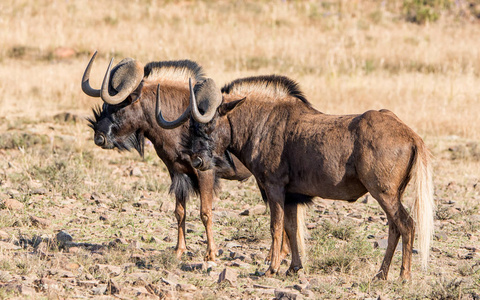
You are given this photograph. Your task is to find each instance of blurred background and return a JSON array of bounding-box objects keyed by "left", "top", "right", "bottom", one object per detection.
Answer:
[{"left": 1, "top": 0, "right": 479, "bottom": 139}]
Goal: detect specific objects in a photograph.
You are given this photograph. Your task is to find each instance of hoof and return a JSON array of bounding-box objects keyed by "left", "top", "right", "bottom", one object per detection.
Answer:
[
  {"left": 264, "top": 268, "right": 278, "bottom": 277},
  {"left": 175, "top": 248, "right": 186, "bottom": 260},
  {"left": 286, "top": 266, "right": 303, "bottom": 276},
  {"left": 203, "top": 251, "right": 217, "bottom": 262},
  {"left": 399, "top": 273, "right": 411, "bottom": 282},
  {"left": 373, "top": 270, "right": 387, "bottom": 281}
]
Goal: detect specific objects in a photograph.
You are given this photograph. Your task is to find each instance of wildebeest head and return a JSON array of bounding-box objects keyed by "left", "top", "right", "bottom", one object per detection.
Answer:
[
  {"left": 156, "top": 78, "right": 245, "bottom": 171},
  {"left": 82, "top": 51, "right": 146, "bottom": 156}
]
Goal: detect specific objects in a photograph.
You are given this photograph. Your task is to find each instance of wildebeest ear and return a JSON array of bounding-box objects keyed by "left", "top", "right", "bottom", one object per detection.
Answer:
[
  {"left": 218, "top": 97, "right": 246, "bottom": 116},
  {"left": 129, "top": 82, "right": 144, "bottom": 103}
]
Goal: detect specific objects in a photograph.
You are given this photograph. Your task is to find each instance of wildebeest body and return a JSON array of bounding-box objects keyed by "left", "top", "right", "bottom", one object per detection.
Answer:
[
  {"left": 82, "top": 52, "right": 253, "bottom": 262},
  {"left": 160, "top": 75, "right": 434, "bottom": 280}
]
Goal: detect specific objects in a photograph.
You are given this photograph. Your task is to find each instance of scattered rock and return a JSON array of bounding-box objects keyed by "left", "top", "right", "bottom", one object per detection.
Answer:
[
  {"left": 434, "top": 231, "right": 448, "bottom": 241},
  {"left": 240, "top": 204, "right": 266, "bottom": 216},
  {"left": 134, "top": 200, "right": 155, "bottom": 208},
  {"left": 109, "top": 238, "right": 129, "bottom": 248},
  {"left": 65, "top": 262, "right": 81, "bottom": 271},
  {"left": 225, "top": 242, "right": 242, "bottom": 249},
  {"left": 91, "top": 284, "right": 107, "bottom": 296},
  {"left": 92, "top": 264, "right": 122, "bottom": 276},
  {"left": 0, "top": 241, "right": 21, "bottom": 250},
  {"left": 0, "top": 282, "right": 37, "bottom": 297},
  {"left": 30, "top": 188, "right": 47, "bottom": 195},
  {"left": 107, "top": 279, "right": 121, "bottom": 295},
  {"left": 130, "top": 167, "right": 143, "bottom": 177},
  {"left": 218, "top": 268, "right": 237, "bottom": 286},
  {"left": 275, "top": 288, "right": 303, "bottom": 300},
  {"left": 77, "top": 280, "right": 98, "bottom": 288},
  {"left": 2, "top": 199, "right": 24, "bottom": 210},
  {"left": 30, "top": 215, "right": 51, "bottom": 228},
  {"left": 373, "top": 238, "right": 401, "bottom": 252},
  {"left": 176, "top": 283, "right": 197, "bottom": 292},
  {"left": 0, "top": 271, "right": 13, "bottom": 282},
  {"left": 0, "top": 230, "right": 10, "bottom": 240},
  {"left": 347, "top": 212, "right": 362, "bottom": 219},
  {"left": 56, "top": 230, "right": 73, "bottom": 247},
  {"left": 181, "top": 262, "right": 205, "bottom": 272}
]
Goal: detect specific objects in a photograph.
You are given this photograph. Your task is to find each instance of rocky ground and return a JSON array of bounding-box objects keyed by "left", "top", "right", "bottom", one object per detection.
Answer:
[{"left": 0, "top": 115, "right": 479, "bottom": 299}]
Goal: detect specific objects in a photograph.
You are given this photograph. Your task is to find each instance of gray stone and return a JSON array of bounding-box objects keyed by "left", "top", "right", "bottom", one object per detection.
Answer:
[
  {"left": 180, "top": 262, "right": 205, "bottom": 272},
  {"left": 374, "top": 238, "right": 401, "bottom": 252},
  {"left": 434, "top": 231, "right": 448, "bottom": 241},
  {"left": 130, "top": 167, "right": 143, "bottom": 177},
  {"left": 225, "top": 242, "right": 242, "bottom": 249},
  {"left": 91, "top": 284, "right": 107, "bottom": 295},
  {"left": 56, "top": 230, "right": 73, "bottom": 247},
  {"left": 218, "top": 268, "right": 237, "bottom": 286},
  {"left": 30, "top": 188, "right": 47, "bottom": 195},
  {"left": 275, "top": 288, "right": 303, "bottom": 300}
]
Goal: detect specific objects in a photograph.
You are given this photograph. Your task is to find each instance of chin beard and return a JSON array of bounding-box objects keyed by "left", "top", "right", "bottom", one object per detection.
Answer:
[{"left": 113, "top": 130, "right": 145, "bottom": 157}]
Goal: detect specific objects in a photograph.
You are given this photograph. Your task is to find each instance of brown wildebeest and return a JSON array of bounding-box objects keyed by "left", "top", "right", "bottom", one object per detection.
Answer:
[
  {"left": 81, "top": 51, "right": 258, "bottom": 262},
  {"left": 155, "top": 75, "right": 435, "bottom": 280}
]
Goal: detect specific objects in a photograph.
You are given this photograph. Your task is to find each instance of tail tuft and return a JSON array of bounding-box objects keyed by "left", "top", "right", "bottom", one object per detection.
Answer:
[{"left": 412, "top": 147, "right": 435, "bottom": 270}]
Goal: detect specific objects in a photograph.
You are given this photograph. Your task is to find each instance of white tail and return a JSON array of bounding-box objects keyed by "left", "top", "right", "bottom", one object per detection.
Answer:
[
  {"left": 297, "top": 203, "right": 306, "bottom": 259},
  {"left": 412, "top": 148, "right": 435, "bottom": 270}
]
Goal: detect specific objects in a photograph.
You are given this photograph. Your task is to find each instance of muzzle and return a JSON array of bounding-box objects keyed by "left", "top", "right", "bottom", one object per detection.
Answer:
[{"left": 94, "top": 132, "right": 106, "bottom": 147}]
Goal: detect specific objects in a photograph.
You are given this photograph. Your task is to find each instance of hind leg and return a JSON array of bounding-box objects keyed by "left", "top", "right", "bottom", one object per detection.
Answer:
[
  {"left": 374, "top": 217, "right": 400, "bottom": 280},
  {"left": 266, "top": 231, "right": 290, "bottom": 264},
  {"left": 284, "top": 203, "right": 303, "bottom": 275},
  {"left": 375, "top": 195, "right": 415, "bottom": 280}
]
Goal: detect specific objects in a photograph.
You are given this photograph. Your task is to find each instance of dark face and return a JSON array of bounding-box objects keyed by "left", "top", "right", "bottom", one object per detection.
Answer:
[
  {"left": 88, "top": 99, "right": 145, "bottom": 156},
  {"left": 188, "top": 118, "right": 218, "bottom": 171},
  {"left": 187, "top": 98, "right": 245, "bottom": 172}
]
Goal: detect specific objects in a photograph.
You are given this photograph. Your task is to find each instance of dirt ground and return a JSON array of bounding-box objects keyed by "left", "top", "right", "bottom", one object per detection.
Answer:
[{"left": 0, "top": 116, "right": 479, "bottom": 299}]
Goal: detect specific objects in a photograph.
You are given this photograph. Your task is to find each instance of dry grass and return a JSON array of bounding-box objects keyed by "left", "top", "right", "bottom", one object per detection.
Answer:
[
  {"left": 1, "top": 0, "right": 479, "bottom": 140},
  {"left": 1, "top": 0, "right": 480, "bottom": 299}
]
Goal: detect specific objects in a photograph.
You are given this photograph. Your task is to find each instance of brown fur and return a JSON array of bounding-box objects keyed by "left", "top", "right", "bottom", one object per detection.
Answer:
[
  {"left": 85, "top": 59, "right": 253, "bottom": 262},
  {"left": 187, "top": 76, "right": 435, "bottom": 279}
]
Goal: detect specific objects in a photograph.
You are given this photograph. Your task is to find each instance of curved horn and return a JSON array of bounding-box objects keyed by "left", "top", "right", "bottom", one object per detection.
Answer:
[
  {"left": 190, "top": 78, "right": 222, "bottom": 124},
  {"left": 155, "top": 84, "right": 191, "bottom": 129},
  {"left": 100, "top": 58, "right": 143, "bottom": 105},
  {"left": 81, "top": 51, "right": 101, "bottom": 97}
]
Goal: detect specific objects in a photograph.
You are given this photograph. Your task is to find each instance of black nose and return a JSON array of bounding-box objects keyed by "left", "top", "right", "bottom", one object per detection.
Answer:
[
  {"left": 94, "top": 133, "right": 106, "bottom": 146},
  {"left": 192, "top": 156, "right": 203, "bottom": 169}
]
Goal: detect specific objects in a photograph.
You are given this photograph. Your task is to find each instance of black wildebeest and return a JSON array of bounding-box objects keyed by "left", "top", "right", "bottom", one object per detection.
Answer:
[
  {"left": 155, "top": 75, "right": 435, "bottom": 280},
  {"left": 81, "top": 51, "right": 255, "bottom": 262}
]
